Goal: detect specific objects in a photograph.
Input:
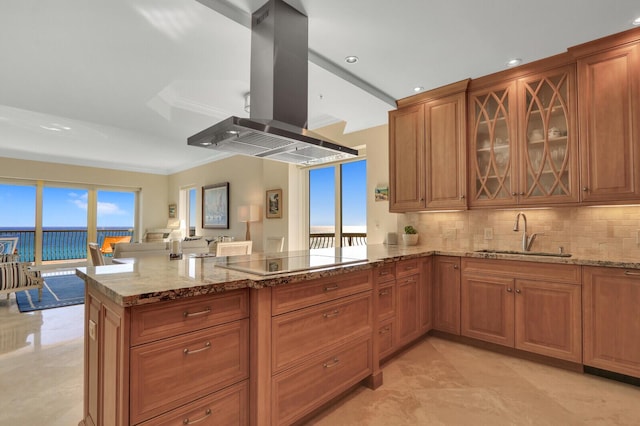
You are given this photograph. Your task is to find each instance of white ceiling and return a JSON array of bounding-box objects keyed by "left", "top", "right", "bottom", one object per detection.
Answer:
[{"left": 1, "top": 0, "right": 639, "bottom": 175}]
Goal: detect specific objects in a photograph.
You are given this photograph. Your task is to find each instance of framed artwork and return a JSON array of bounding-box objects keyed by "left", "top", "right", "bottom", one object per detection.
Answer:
[
  {"left": 202, "top": 182, "right": 230, "bottom": 229},
  {"left": 266, "top": 188, "right": 283, "bottom": 219},
  {"left": 168, "top": 203, "right": 177, "bottom": 219},
  {"left": 0, "top": 237, "right": 18, "bottom": 255},
  {"left": 375, "top": 186, "right": 389, "bottom": 201}
]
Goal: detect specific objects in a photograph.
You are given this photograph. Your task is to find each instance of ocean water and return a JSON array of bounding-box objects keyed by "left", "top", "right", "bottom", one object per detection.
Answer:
[{"left": 0, "top": 227, "right": 133, "bottom": 262}]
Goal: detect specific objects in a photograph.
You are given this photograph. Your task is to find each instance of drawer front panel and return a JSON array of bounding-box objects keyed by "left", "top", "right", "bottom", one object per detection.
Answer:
[
  {"left": 131, "top": 290, "right": 249, "bottom": 345},
  {"left": 378, "top": 320, "right": 395, "bottom": 358},
  {"left": 378, "top": 281, "right": 395, "bottom": 320},
  {"left": 130, "top": 319, "right": 249, "bottom": 424},
  {"left": 272, "top": 292, "right": 372, "bottom": 372},
  {"left": 396, "top": 258, "right": 421, "bottom": 277},
  {"left": 271, "top": 270, "right": 371, "bottom": 315},
  {"left": 462, "top": 258, "right": 581, "bottom": 284},
  {"left": 138, "top": 381, "right": 249, "bottom": 426},
  {"left": 272, "top": 338, "right": 372, "bottom": 425},
  {"left": 375, "top": 263, "right": 396, "bottom": 283}
]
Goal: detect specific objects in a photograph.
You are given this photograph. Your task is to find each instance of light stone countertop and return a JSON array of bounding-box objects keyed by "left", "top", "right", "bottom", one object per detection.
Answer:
[{"left": 76, "top": 244, "right": 640, "bottom": 307}]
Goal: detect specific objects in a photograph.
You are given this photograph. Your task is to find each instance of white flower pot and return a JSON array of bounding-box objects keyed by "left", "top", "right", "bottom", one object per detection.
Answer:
[{"left": 402, "top": 234, "right": 419, "bottom": 246}]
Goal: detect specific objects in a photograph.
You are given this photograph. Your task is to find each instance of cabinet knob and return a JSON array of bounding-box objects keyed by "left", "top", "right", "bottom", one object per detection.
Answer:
[
  {"left": 582, "top": 187, "right": 589, "bottom": 192},
  {"left": 515, "top": 289, "right": 522, "bottom": 294},
  {"left": 519, "top": 192, "right": 525, "bottom": 196},
  {"left": 453, "top": 264, "right": 459, "bottom": 270},
  {"left": 511, "top": 192, "right": 517, "bottom": 196},
  {"left": 507, "top": 287, "right": 513, "bottom": 293},
  {"left": 460, "top": 195, "right": 465, "bottom": 200}
]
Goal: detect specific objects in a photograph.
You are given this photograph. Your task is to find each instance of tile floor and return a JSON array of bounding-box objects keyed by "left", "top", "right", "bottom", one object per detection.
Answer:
[{"left": 1, "top": 293, "right": 640, "bottom": 426}]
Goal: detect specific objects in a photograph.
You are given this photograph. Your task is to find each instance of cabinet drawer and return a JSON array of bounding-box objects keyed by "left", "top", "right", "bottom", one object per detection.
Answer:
[
  {"left": 397, "top": 258, "right": 421, "bottom": 277},
  {"left": 131, "top": 290, "right": 249, "bottom": 345},
  {"left": 138, "top": 381, "right": 249, "bottom": 426},
  {"left": 271, "top": 270, "right": 371, "bottom": 315},
  {"left": 272, "top": 292, "right": 372, "bottom": 373},
  {"left": 130, "top": 319, "right": 249, "bottom": 424},
  {"left": 378, "top": 281, "right": 395, "bottom": 320},
  {"left": 375, "top": 263, "right": 396, "bottom": 283},
  {"left": 378, "top": 320, "right": 395, "bottom": 359},
  {"left": 272, "top": 338, "right": 372, "bottom": 426}
]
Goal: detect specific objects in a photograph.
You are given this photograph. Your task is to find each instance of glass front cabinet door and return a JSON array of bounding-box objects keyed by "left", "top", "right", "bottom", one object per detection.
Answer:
[
  {"left": 518, "top": 65, "right": 578, "bottom": 205},
  {"left": 469, "top": 64, "right": 578, "bottom": 207},
  {"left": 469, "top": 82, "right": 517, "bottom": 207}
]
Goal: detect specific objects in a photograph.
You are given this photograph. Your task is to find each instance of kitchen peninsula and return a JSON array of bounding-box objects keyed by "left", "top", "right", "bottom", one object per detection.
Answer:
[{"left": 77, "top": 245, "right": 640, "bottom": 425}]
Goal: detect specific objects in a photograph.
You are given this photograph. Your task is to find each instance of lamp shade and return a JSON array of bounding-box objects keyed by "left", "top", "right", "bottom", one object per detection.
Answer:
[{"left": 238, "top": 205, "right": 260, "bottom": 222}]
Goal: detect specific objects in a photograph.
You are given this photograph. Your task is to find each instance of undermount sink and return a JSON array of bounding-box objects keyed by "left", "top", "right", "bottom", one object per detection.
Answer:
[{"left": 474, "top": 249, "right": 572, "bottom": 258}]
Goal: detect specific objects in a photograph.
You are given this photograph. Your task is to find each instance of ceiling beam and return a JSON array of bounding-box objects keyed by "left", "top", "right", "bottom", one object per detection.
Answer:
[{"left": 196, "top": 0, "right": 396, "bottom": 107}]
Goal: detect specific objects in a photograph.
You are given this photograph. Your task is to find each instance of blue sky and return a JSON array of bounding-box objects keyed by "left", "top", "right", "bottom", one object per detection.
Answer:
[
  {"left": 0, "top": 184, "right": 134, "bottom": 228},
  {"left": 309, "top": 160, "right": 366, "bottom": 229}
]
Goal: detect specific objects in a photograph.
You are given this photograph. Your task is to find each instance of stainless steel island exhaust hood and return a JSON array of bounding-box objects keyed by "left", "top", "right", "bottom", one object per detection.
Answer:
[{"left": 188, "top": 0, "right": 358, "bottom": 165}]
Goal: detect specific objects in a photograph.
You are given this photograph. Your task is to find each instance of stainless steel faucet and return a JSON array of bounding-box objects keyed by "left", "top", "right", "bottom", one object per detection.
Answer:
[{"left": 513, "top": 212, "right": 539, "bottom": 252}]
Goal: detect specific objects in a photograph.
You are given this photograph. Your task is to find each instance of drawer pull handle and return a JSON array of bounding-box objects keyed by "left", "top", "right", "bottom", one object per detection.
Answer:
[
  {"left": 323, "top": 358, "right": 340, "bottom": 368},
  {"left": 624, "top": 271, "right": 640, "bottom": 277},
  {"left": 404, "top": 265, "right": 414, "bottom": 271},
  {"left": 183, "top": 408, "right": 212, "bottom": 425},
  {"left": 379, "top": 326, "right": 391, "bottom": 335},
  {"left": 183, "top": 341, "right": 211, "bottom": 355},
  {"left": 380, "top": 270, "right": 390, "bottom": 276},
  {"left": 379, "top": 290, "right": 389, "bottom": 296},
  {"left": 323, "top": 309, "right": 340, "bottom": 318},
  {"left": 323, "top": 285, "right": 339, "bottom": 292},
  {"left": 183, "top": 307, "right": 211, "bottom": 318}
]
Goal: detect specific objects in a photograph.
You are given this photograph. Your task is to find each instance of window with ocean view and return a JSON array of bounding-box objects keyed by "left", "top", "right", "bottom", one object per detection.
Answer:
[
  {"left": 309, "top": 159, "right": 366, "bottom": 248},
  {"left": 1, "top": 181, "right": 137, "bottom": 264}
]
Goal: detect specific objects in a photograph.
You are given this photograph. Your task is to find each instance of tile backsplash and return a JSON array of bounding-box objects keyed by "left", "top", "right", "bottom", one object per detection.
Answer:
[{"left": 402, "top": 206, "right": 640, "bottom": 261}]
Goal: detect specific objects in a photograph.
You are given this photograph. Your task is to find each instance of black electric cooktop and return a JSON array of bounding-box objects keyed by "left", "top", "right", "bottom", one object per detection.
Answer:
[{"left": 216, "top": 253, "right": 368, "bottom": 276}]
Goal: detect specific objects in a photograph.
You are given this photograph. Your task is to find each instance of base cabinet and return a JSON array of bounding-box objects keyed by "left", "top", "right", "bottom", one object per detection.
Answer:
[
  {"left": 583, "top": 266, "right": 640, "bottom": 378},
  {"left": 433, "top": 256, "right": 461, "bottom": 334},
  {"left": 461, "top": 259, "right": 582, "bottom": 363},
  {"left": 82, "top": 286, "right": 250, "bottom": 426}
]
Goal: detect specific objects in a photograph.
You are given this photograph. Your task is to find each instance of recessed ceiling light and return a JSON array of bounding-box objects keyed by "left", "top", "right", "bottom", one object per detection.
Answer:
[
  {"left": 506, "top": 58, "right": 522, "bottom": 67},
  {"left": 201, "top": 141, "right": 212, "bottom": 146},
  {"left": 345, "top": 56, "right": 358, "bottom": 64},
  {"left": 414, "top": 86, "right": 424, "bottom": 92},
  {"left": 633, "top": 16, "right": 640, "bottom": 26}
]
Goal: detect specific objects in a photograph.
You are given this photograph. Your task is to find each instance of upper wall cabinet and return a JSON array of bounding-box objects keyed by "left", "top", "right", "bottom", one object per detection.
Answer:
[
  {"left": 571, "top": 31, "right": 640, "bottom": 204},
  {"left": 389, "top": 80, "right": 469, "bottom": 212},
  {"left": 468, "top": 61, "right": 578, "bottom": 208}
]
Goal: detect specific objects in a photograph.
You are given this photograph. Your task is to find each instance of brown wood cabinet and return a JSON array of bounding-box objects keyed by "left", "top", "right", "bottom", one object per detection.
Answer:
[
  {"left": 269, "top": 270, "right": 374, "bottom": 425},
  {"left": 82, "top": 286, "right": 250, "bottom": 426},
  {"left": 583, "top": 266, "right": 640, "bottom": 378},
  {"left": 374, "top": 258, "right": 432, "bottom": 360},
  {"left": 389, "top": 80, "right": 469, "bottom": 212},
  {"left": 572, "top": 34, "right": 640, "bottom": 203},
  {"left": 468, "top": 60, "right": 578, "bottom": 207},
  {"left": 461, "top": 258, "right": 582, "bottom": 363},
  {"left": 433, "top": 256, "right": 461, "bottom": 334}
]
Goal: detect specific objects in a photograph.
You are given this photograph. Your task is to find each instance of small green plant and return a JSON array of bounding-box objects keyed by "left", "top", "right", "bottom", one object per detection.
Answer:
[{"left": 404, "top": 225, "right": 417, "bottom": 235}]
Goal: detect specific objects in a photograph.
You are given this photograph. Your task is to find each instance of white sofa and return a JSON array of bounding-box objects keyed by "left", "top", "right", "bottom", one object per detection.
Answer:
[{"left": 113, "top": 239, "right": 210, "bottom": 258}]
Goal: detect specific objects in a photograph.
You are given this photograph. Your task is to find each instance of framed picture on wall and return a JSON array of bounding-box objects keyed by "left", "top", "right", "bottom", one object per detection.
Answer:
[
  {"left": 202, "top": 182, "right": 229, "bottom": 229},
  {"left": 266, "top": 188, "right": 283, "bottom": 219},
  {"left": 168, "top": 203, "right": 177, "bottom": 218}
]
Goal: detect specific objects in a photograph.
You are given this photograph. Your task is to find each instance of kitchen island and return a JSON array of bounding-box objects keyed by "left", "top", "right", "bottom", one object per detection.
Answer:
[{"left": 77, "top": 245, "right": 640, "bottom": 425}]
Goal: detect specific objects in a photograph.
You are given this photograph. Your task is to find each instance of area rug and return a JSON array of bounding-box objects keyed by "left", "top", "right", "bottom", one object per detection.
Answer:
[{"left": 15, "top": 274, "right": 84, "bottom": 312}]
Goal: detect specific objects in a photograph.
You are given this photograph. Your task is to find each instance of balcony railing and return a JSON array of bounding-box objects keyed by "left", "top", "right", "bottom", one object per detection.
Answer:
[
  {"left": 0, "top": 228, "right": 134, "bottom": 263},
  {"left": 309, "top": 233, "right": 367, "bottom": 249}
]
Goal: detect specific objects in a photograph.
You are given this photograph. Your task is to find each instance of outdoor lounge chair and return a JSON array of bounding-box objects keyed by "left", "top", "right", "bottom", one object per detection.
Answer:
[{"left": 0, "top": 261, "right": 44, "bottom": 301}]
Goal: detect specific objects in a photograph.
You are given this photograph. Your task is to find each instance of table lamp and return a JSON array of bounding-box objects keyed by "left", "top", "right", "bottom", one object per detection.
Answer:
[{"left": 238, "top": 205, "right": 260, "bottom": 241}]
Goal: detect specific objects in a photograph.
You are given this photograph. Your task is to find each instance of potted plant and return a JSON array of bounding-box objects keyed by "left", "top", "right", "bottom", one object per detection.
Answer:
[{"left": 402, "top": 225, "right": 419, "bottom": 246}]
